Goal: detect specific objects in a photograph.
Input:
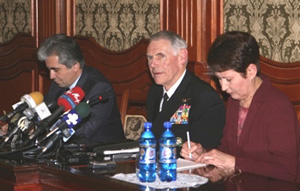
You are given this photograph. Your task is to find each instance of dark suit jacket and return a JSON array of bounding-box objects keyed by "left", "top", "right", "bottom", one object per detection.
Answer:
[
  {"left": 219, "top": 75, "right": 300, "bottom": 182},
  {"left": 44, "top": 66, "right": 125, "bottom": 144},
  {"left": 147, "top": 71, "right": 226, "bottom": 151}
]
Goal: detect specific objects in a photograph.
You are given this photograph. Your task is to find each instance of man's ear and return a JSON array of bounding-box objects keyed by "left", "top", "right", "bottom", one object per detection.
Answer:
[
  {"left": 72, "top": 62, "right": 81, "bottom": 72},
  {"left": 178, "top": 48, "right": 188, "bottom": 66},
  {"left": 246, "top": 63, "right": 258, "bottom": 80}
]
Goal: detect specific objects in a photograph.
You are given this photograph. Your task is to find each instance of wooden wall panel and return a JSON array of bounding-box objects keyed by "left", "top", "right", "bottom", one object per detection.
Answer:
[
  {"left": 72, "top": 36, "right": 153, "bottom": 108},
  {"left": 160, "top": 0, "right": 223, "bottom": 63},
  {"left": 0, "top": 34, "right": 38, "bottom": 113},
  {"left": 37, "top": 0, "right": 75, "bottom": 45},
  {"left": 260, "top": 57, "right": 300, "bottom": 120}
]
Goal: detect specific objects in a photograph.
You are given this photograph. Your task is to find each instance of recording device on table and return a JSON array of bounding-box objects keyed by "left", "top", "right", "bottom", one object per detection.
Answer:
[
  {"left": 56, "top": 140, "right": 138, "bottom": 165},
  {"left": 83, "top": 140, "right": 139, "bottom": 170},
  {"left": 88, "top": 160, "right": 116, "bottom": 169},
  {"left": 93, "top": 140, "right": 139, "bottom": 161}
]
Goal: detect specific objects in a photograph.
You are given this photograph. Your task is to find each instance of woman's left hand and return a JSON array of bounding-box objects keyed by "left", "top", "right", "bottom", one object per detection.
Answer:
[{"left": 196, "top": 149, "right": 235, "bottom": 170}]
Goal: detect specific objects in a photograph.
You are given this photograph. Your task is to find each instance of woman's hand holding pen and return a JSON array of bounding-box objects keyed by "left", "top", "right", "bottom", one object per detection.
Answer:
[
  {"left": 180, "top": 141, "right": 205, "bottom": 161},
  {"left": 196, "top": 149, "right": 235, "bottom": 170},
  {"left": 181, "top": 141, "right": 235, "bottom": 169}
]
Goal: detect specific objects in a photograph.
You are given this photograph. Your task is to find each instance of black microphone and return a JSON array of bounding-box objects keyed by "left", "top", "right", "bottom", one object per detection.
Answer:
[
  {"left": 38, "top": 102, "right": 90, "bottom": 157},
  {"left": 1, "top": 113, "right": 32, "bottom": 146},
  {"left": 39, "top": 133, "right": 61, "bottom": 157},
  {"left": 86, "top": 92, "right": 110, "bottom": 106}
]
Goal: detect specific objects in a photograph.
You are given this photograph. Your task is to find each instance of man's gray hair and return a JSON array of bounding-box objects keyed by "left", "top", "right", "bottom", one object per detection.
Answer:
[
  {"left": 37, "top": 34, "right": 85, "bottom": 68},
  {"left": 149, "top": 30, "right": 187, "bottom": 55}
]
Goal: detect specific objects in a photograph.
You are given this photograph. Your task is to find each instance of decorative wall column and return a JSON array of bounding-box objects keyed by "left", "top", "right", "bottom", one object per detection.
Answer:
[
  {"left": 36, "top": 0, "right": 75, "bottom": 45},
  {"left": 160, "top": 0, "right": 223, "bottom": 62}
]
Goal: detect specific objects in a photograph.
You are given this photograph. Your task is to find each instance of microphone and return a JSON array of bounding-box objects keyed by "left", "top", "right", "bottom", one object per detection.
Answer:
[
  {"left": 25, "top": 86, "right": 85, "bottom": 144},
  {"left": 43, "top": 102, "right": 91, "bottom": 142},
  {"left": 0, "top": 92, "right": 43, "bottom": 123},
  {"left": 23, "top": 101, "right": 57, "bottom": 121},
  {"left": 38, "top": 102, "right": 91, "bottom": 156},
  {"left": 44, "top": 86, "right": 85, "bottom": 124},
  {"left": 60, "top": 102, "right": 91, "bottom": 140},
  {"left": 33, "top": 101, "right": 57, "bottom": 121},
  {"left": 1, "top": 113, "right": 31, "bottom": 146},
  {"left": 57, "top": 86, "right": 85, "bottom": 111},
  {"left": 1, "top": 100, "right": 59, "bottom": 146},
  {"left": 86, "top": 92, "right": 110, "bottom": 106}
]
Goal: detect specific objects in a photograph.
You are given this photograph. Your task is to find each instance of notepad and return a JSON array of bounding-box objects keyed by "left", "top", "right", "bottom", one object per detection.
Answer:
[{"left": 176, "top": 158, "right": 206, "bottom": 171}]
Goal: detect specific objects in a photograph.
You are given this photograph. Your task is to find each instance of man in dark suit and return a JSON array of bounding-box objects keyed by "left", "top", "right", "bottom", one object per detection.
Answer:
[
  {"left": 37, "top": 34, "right": 125, "bottom": 145},
  {"left": 146, "top": 30, "right": 225, "bottom": 153}
]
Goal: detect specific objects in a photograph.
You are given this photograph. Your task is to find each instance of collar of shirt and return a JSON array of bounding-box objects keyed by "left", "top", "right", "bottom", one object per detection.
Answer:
[
  {"left": 160, "top": 70, "right": 186, "bottom": 112},
  {"left": 68, "top": 73, "right": 82, "bottom": 90},
  {"left": 163, "top": 69, "right": 186, "bottom": 99}
]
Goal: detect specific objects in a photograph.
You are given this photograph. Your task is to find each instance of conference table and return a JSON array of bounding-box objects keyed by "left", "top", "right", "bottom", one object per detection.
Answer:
[{"left": 0, "top": 156, "right": 299, "bottom": 191}]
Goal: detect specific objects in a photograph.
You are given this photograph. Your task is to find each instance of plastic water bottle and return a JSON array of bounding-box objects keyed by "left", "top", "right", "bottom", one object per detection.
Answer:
[
  {"left": 158, "top": 121, "right": 177, "bottom": 182},
  {"left": 138, "top": 122, "right": 156, "bottom": 182}
]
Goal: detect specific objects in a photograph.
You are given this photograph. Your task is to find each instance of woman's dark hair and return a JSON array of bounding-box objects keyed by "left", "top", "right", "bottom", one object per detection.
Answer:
[{"left": 207, "top": 31, "right": 260, "bottom": 77}]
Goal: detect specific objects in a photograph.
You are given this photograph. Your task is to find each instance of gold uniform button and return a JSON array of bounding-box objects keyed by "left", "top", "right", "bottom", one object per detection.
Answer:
[{"left": 176, "top": 137, "right": 183, "bottom": 146}]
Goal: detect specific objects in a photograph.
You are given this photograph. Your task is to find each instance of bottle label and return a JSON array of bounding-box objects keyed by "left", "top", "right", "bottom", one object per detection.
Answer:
[
  {"left": 140, "top": 144, "right": 156, "bottom": 164},
  {"left": 159, "top": 145, "right": 176, "bottom": 163}
]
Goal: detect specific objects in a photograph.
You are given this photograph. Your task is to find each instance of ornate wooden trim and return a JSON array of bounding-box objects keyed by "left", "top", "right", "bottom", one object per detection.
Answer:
[{"left": 160, "top": 0, "right": 223, "bottom": 63}]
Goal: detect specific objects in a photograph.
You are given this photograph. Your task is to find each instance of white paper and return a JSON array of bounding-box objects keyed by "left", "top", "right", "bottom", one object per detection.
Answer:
[
  {"left": 112, "top": 173, "right": 208, "bottom": 189},
  {"left": 176, "top": 158, "right": 206, "bottom": 171},
  {"left": 103, "top": 147, "right": 139, "bottom": 155}
]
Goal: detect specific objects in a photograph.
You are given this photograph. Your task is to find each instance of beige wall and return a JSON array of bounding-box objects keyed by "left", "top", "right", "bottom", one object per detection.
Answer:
[
  {"left": 0, "top": 0, "right": 299, "bottom": 63},
  {"left": 0, "top": 0, "right": 31, "bottom": 42},
  {"left": 75, "top": 0, "right": 160, "bottom": 51},
  {"left": 224, "top": 0, "right": 300, "bottom": 63}
]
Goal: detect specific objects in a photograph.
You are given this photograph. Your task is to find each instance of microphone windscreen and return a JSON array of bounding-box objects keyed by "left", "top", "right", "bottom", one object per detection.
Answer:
[
  {"left": 57, "top": 86, "right": 85, "bottom": 111},
  {"left": 29, "top": 92, "right": 44, "bottom": 105},
  {"left": 21, "top": 92, "right": 44, "bottom": 108},
  {"left": 75, "top": 102, "right": 91, "bottom": 119}
]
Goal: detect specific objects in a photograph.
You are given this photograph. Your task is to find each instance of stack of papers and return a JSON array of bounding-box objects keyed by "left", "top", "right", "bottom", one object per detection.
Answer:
[{"left": 176, "top": 158, "right": 206, "bottom": 171}]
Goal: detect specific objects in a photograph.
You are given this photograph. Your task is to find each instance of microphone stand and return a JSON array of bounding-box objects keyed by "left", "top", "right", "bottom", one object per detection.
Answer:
[
  {"left": 36, "top": 133, "right": 61, "bottom": 159},
  {"left": 55, "top": 136, "right": 64, "bottom": 161}
]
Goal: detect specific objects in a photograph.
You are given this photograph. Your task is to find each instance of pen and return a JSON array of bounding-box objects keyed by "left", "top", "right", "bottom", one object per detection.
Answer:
[{"left": 186, "top": 131, "right": 192, "bottom": 159}]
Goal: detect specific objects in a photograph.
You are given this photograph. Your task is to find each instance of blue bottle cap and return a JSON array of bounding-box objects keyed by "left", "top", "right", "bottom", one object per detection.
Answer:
[
  {"left": 163, "top": 121, "right": 172, "bottom": 128},
  {"left": 144, "top": 122, "right": 152, "bottom": 128}
]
